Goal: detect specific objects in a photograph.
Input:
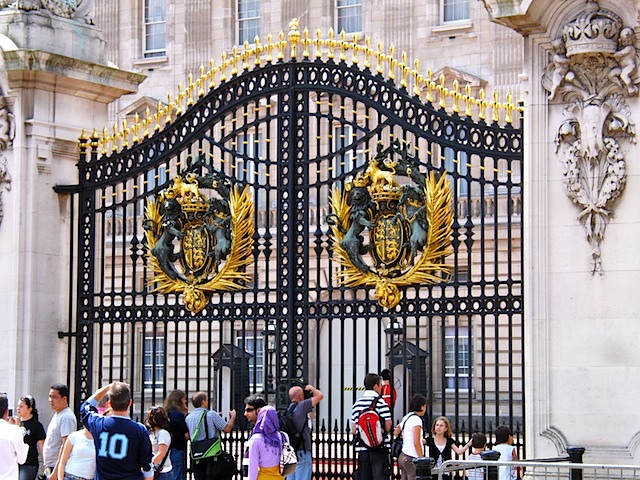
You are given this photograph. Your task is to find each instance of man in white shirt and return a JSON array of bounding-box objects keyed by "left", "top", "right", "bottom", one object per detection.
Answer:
[
  {"left": 42, "top": 384, "right": 77, "bottom": 480},
  {"left": 0, "top": 393, "right": 29, "bottom": 479}
]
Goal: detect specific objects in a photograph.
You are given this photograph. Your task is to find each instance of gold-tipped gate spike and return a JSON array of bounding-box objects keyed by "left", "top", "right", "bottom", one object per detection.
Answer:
[{"left": 84, "top": 19, "right": 522, "bottom": 158}]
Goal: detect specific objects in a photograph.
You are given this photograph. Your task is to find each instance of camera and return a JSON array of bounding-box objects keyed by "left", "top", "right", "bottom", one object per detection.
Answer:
[
  {"left": 8, "top": 408, "right": 13, "bottom": 417},
  {"left": 303, "top": 388, "right": 312, "bottom": 400}
]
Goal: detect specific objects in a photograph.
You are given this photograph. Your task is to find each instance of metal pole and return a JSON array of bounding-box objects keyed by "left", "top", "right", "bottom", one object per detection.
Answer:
[{"left": 567, "top": 447, "right": 585, "bottom": 480}]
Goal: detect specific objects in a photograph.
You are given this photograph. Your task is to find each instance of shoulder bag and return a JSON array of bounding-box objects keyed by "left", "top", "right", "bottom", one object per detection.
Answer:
[
  {"left": 279, "top": 432, "right": 298, "bottom": 477},
  {"left": 190, "top": 411, "right": 222, "bottom": 461}
]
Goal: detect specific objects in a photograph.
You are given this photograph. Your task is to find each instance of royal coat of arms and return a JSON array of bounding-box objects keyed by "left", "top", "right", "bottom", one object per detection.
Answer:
[
  {"left": 327, "top": 140, "right": 454, "bottom": 309},
  {"left": 143, "top": 160, "right": 254, "bottom": 314}
]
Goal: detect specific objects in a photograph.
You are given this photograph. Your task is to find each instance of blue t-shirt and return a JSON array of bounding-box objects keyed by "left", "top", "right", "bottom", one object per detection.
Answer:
[{"left": 81, "top": 399, "right": 153, "bottom": 480}]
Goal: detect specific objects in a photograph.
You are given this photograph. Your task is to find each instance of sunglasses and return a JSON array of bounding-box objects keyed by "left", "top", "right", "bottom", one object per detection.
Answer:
[{"left": 244, "top": 407, "right": 255, "bottom": 413}]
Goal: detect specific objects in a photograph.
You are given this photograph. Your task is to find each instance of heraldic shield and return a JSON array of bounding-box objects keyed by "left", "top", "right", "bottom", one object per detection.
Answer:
[
  {"left": 143, "top": 158, "right": 254, "bottom": 314},
  {"left": 327, "top": 140, "right": 454, "bottom": 309}
]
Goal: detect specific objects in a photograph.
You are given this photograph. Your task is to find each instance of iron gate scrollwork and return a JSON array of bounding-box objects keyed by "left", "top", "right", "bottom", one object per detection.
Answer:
[{"left": 66, "top": 21, "right": 524, "bottom": 478}]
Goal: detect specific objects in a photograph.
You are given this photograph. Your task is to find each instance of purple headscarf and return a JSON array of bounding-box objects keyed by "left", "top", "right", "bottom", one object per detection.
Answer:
[{"left": 252, "top": 405, "right": 283, "bottom": 449}]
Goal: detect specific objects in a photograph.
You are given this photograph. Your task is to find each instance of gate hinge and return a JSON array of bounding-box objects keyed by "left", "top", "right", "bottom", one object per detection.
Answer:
[{"left": 58, "top": 331, "right": 77, "bottom": 339}]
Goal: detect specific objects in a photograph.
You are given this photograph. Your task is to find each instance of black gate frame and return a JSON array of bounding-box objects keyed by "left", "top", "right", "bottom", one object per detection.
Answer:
[{"left": 62, "top": 26, "right": 524, "bottom": 477}]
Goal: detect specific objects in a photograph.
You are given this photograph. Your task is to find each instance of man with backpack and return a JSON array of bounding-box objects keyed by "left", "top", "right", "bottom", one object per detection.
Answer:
[
  {"left": 351, "top": 373, "right": 393, "bottom": 480},
  {"left": 280, "top": 383, "right": 324, "bottom": 480}
]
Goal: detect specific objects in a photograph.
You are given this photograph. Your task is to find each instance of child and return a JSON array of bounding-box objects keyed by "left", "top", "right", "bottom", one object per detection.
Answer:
[
  {"left": 494, "top": 426, "right": 519, "bottom": 480},
  {"left": 467, "top": 433, "right": 487, "bottom": 480}
]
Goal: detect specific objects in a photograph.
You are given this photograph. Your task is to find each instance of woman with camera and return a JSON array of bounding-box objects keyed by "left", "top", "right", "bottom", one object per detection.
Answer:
[{"left": 16, "top": 395, "right": 46, "bottom": 480}]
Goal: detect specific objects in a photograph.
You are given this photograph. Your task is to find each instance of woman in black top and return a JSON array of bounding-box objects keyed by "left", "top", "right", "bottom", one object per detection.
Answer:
[
  {"left": 17, "top": 395, "right": 46, "bottom": 480},
  {"left": 163, "top": 389, "right": 189, "bottom": 480}
]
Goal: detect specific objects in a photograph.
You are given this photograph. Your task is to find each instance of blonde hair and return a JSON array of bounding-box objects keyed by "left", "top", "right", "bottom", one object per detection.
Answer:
[{"left": 431, "top": 416, "right": 453, "bottom": 438}]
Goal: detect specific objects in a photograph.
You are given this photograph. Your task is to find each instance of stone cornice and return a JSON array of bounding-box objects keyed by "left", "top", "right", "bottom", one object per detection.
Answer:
[
  {"left": 2, "top": 49, "right": 146, "bottom": 103},
  {"left": 480, "top": 0, "right": 547, "bottom": 35}
]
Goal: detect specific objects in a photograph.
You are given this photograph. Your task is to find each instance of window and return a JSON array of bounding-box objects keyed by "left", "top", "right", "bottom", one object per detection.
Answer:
[
  {"left": 236, "top": 335, "right": 264, "bottom": 389},
  {"left": 146, "top": 165, "right": 168, "bottom": 193},
  {"left": 237, "top": 132, "right": 264, "bottom": 208},
  {"left": 444, "top": 326, "right": 472, "bottom": 390},
  {"left": 143, "top": 336, "right": 165, "bottom": 389},
  {"left": 444, "top": 148, "right": 469, "bottom": 197},
  {"left": 337, "top": 0, "right": 362, "bottom": 34},
  {"left": 332, "top": 125, "right": 365, "bottom": 178},
  {"left": 238, "top": 0, "right": 261, "bottom": 45},
  {"left": 442, "top": 0, "right": 470, "bottom": 23},
  {"left": 144, "top": 0, "right": 166, "bottom": 58}
]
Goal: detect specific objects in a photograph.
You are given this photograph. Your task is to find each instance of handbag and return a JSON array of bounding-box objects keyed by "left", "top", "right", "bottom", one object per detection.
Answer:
[
  {"left": 190, "top": 411, "right": 222, "bottom": 461},
  {"left": 205, "top": 450, "right": 239, "bottom": 480},
  {"left": 391, "top": 413, "right": 417, "bottom": 459},
  {"left": 279, "top": 432, "right": 298, "bottom": 477}
]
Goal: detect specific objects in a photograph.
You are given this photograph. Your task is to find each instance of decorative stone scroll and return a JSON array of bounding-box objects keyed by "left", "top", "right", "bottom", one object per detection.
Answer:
[
  {"left": 0, "top": 0, "right": 94, "bottom": 22},
  {"left": 0, "top": 91, "right": 13, "bottom": 229},
  {"left": 542, "top": 0, "right": 639, "bottom": 274}
]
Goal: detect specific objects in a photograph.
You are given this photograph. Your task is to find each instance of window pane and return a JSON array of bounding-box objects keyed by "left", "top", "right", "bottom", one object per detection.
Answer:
[
  {"left": 238, "top": 0, "right": 261, "bottom": 44},
  {"left": 144, "top": 0, "right": 166, "bottom": 57},
  {"left": 143, "top": 336, "right": 165, "bottom": 388},
  {"left": 443, "top": 0, "right": 470, "bottom": 22},
  {"left": 337, "top": 0, "right": 362, "bottom": 33},
  {"left": 444, "top": 327, "right": 472, "bottom": 389}
]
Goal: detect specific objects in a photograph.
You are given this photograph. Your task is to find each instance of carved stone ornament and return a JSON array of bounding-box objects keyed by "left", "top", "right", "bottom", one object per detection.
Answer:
[
  {"left": 542, "top": 0, "right": 639, "bottom": 274},
  {"left": 0, "top": 157, "right": 10, "bottom": 227},
  {"left": 326, "top": 140, "right": 454, "bottom": 309},
  {"left": 0, "top": 0, "right": 94, "bottom": 22},
  {"left": 143, "top": 156, "right": 255, "bottom": 314}
]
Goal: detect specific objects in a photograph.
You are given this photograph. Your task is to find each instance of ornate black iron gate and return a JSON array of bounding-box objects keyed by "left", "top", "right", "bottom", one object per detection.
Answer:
[{"left": 64, "top": 23, "right": 523, "bottom": 478}]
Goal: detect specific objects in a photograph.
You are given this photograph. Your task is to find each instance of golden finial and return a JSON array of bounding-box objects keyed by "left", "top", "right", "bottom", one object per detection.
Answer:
[
  {"left": 121, "top": 119, "right": 129, "bottom": 148},
  {"left": 451, "top": 79, "right": 461, "bottom": 114},
  {"left": 504, "top": 91, "right": 515, "bottom": 124},
  {"left": 198, "top": 65, "right": 206, "bottom": 97},
  {"left": 412, "top": 59, "right": 421, "bottom": 96},
  {"left": 490, "top": 90, "right": 500, "bottom": 123},
  {"left": 288, "top": 19, "right": 301, "bottom": 60},
  {"left": 340, "top": 31, "right": 347, "bottom": 62},
  {"left": 265, "top": 33, "right": 274, "bottom": 63},
  {"left": 111, "top": 123, "right": 119, "bottom": 152},
  {"left": 243, "top": 41, "right": 251, "bottom": 71},
  {"left": 400, "top": 51, "right": 408, "bottom": 88},
  {"left": 327, "top": 28, "right": 336, "bottom": 60},
  {"left": 209, "top": 59, "right": 216, "bottom": 89},
  {"left": 315, "top": 29, "right": 323, "bottom": 59},
  {"left": 476, "top": 89, "right": 488, "bottom": 120},
  {"left": 437, "top": 74, "right": 447, "bottom": 109},
  {"left": 351, "top": 33, "right": 359, "bottom": 64},
  {"left": 101, "top": 126, "right": 109, "bottom": 154},
  {"left": 220, "top": 51, "right": 227, "bottom": 82},
  {"left": 143, "top": 107, "right": 151, "bottom": 137},
  {"left": 254, "top": 36, "right": 263, "bottom": 66},
  {"left": 132, "top": 113, "right": 140, "bottom": 143},
  {"left": 464, "top": 84, "right": 473, "bottom": 117},
  {"left": 175, "top": 83, "right": 184, "bottom": 116},
  {"left": 364, "top": 36, "right": 372, "bottom": 69},
  {"left": 426, "top": 68, "right": 435, "bottom": 103},
  {"left": 302, "top": 27, "right": 310, "bottom": 59},
  {"left": 231, "top": 45, "right": 239, "bottom": 76},
  {"left": 187, "top": 72, "right": 195, "bottom": 106},
  {"left": 155, "top": 100, "right": 162, "bottom": 131},
  {"left": 165, "top": 93, "right": 173, "bottom": 124},
  {"left": 375, "top": 41, "right": 384, "bottom": 74},
  {"left": 387, "top": 45, "right": 396, "bottom": 80},
  {"left": 278, "top": 31, "right": 286, "bottom": 61},
  {"left": 517, "top": 92, "right": 525, "bottom": 116}
]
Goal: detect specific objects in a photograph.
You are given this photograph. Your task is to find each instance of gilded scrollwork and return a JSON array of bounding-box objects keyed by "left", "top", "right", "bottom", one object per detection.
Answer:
[
  {"left": 143, "top": 157, "right": 255, "bottom": 314},
  {"left": 542, "top": 0, "right": 639, "bottom": 274},
  {"left": 326, "top": 140, "right": 454, "bottom": 309}
]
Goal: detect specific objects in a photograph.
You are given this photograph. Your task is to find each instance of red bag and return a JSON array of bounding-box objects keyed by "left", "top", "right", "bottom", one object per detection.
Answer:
[{"left": 357, "top": 396, "right": 385, "bottom": 448}]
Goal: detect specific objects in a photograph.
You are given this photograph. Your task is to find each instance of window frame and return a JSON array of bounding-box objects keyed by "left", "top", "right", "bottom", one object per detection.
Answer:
[
  {"left": 237, "top": 0, "right": 261, "bottom": 46},
  {"left": 143, "top": 0, "right": 167, "bottom": 59},
  {"left": 441, "top": 0, "right": 471, "bottom": 24},
  {"left": 236, "top": 334, "right": 265, "bottom": 390},
  {"left": 336, "top": 0, "right": 363, "bottom": 35},
  {"left": 142, "top": 334, "right": 165, "bottom": 390},
  {"left": 444, "top": 325, "right": 473, "bottom": 391}
]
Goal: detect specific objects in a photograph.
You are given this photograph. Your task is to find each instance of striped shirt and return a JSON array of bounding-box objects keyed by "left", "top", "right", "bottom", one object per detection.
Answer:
[{"left": 350, "top": 391, "right": 392, "bottom": 452}]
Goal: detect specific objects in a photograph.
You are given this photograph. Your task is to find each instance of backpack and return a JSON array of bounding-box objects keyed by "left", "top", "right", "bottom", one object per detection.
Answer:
[
  {"left": 279, "top": 402, "right": 305, "bottom": 452},
  {"left": 356, "top": 396, "right": 385, "bottom": 449}
]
